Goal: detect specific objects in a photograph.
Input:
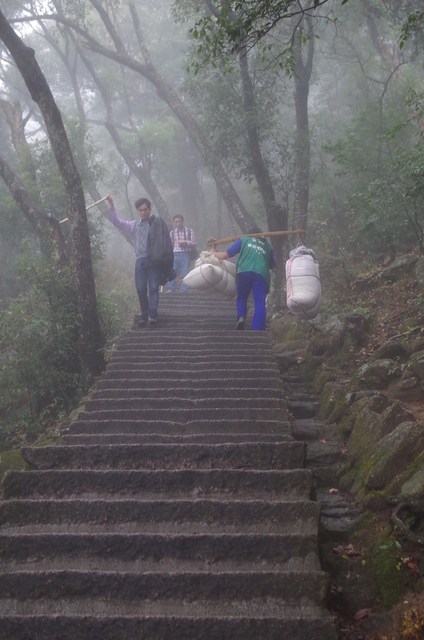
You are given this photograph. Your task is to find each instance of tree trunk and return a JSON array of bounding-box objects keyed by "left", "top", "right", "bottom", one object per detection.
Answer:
[
  {"left": 216, "top": 181, "right": 223, "bottom": 239},
  {"left": 0, "top": 9, "right": 104, "bottom": 376},
  {"left": 238, "top": 48, "right": 288, "bottom": 309},
  {"left": 0, "top": 99, "right": 38, "bottom": 185},
  {"left": 176, "top": 130, "right": 202, "bottom": 229},
  {"left": 238, "top": 50, "right": 288, "bottom": 234},
  {"left": 292, "top": 4, "right": 314, "bottom": 234}
]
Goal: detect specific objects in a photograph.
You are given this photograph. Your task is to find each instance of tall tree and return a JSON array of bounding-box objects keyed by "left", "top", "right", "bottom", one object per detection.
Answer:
[
  {"left": 0, "top": 8, "right": 104, "bottom": 376},
  {"left": 292, "top": 2, "right": 314, "bottom": 232}
]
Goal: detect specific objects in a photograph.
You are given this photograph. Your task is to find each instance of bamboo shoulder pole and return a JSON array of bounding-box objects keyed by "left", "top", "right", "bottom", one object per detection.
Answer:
[
  {"left": 59, "top": 196, "right": 109, "bottom": 224},
  {"left": 206, "top": 230, "right": 305, "bottom": 247}
]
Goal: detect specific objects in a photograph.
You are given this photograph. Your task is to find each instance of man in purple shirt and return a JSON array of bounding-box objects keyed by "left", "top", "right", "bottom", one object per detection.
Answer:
[{"left": 106, "top": 194, "right": 173, "bottom": 326}]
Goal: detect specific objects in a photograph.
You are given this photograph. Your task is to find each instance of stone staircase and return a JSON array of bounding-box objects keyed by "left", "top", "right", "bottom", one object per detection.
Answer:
[{"left": 0, "top": 292, "right": 337, "bottom": 639}]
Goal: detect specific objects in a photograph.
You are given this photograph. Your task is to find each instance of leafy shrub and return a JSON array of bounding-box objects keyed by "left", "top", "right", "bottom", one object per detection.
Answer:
[{"left": 0, "top": 258, "right": 82, "bottom": 450}]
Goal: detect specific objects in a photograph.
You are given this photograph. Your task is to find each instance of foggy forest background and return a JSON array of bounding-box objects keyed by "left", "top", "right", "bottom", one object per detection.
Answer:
[{"left": 0, "top": 0, "right": 423, "bottom": 450}]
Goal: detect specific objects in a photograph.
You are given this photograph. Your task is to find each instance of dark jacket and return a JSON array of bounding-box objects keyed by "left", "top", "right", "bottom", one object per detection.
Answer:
[{"left": 147, "top": 216, "right": 174, "bottom": 266}]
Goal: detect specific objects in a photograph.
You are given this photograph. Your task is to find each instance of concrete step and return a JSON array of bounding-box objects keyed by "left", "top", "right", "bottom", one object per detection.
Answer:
[
  {"left": 0, "top": 499, "right": 320, "bottom": 534},
  {"left": 287, "top": 401, "right": 318, "bottom": 419},
  {"left": 0, "top": 614, "right": 337, "bottom": 640},
  {"left": 115, "top": 344, "right": 272, "bottom": 354},
  {"left": 119, "top": 331, "right": 270, "bottom": 343},
  {"left": 104, "top": 369, "right": 278, "bottom": 381},
  {"left": 110, "top": 354, "right": 275, "bottom": 364},
  {"left": 91, "top": 387, "right": 283, "bottom": 400},
  {"left": 21, "top": 442, "right": 306, "bottom": 471},
  {"left": 67, "top": 419, "right": 290, "bottom": 436},
  {"left": 306, "top": 441, "right": 342, "bottom": 467},
  {"left": 2, "top": 469, "right": 314, "bottom": 501},
  {"left": 0, "top": 569, "right": 328, "bottom": 607},
  {"left": 106, "top": 361, "right": 279, "bottom": 373},
  {"left": 96, "top": 377, "right": 282, "bottom": 390},
  {"left": 292, "top": 419, "right": 322, "bottom": 441},
  {"left": 76, "top": 408, "right": 285, "bottom": 422},
  {"left": 0, "top": 532, "right": 320, "bottom": 571},
  {"left": 83, "top": 398, "right": 285, "bottom": 413},
  {"left": 61, "top": 433, "right": 293, "bottom": 445}
]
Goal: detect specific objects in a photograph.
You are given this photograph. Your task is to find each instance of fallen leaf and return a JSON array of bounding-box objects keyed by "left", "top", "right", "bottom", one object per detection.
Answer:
[
  {"left": 407, "top": 561, "right": 419, "bottom": 574},
  {"left": 319, "top": 439, "right": 327, "bottom": 444},
  {"left": 354, "top": 608, "right": 372, "bottom": 621}
]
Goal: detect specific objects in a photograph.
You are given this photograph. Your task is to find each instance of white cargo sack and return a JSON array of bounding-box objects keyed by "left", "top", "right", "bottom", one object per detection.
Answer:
[
  {"left": 195, "top": 251, "right": 236, "bottom": 277},
  {"left": 286, "top": 247, "right": 321, "bottom": 320},
  {"left": 183, "top": 252, "right": 236, "bottom": 298}
]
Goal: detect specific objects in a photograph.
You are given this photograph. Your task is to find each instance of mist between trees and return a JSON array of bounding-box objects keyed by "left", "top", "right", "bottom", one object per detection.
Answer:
[{"left": 0, "top": 0, "right": 423, "bottom": 449}]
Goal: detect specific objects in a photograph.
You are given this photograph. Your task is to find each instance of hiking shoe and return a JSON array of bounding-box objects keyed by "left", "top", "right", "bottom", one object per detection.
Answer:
[
  {"left": 236, "top": 316, "right": 245, "bottom": 330},
  {"left": 138, "top": 318, "right": 147, "bottom": 327},
  {"left": 148, "top": 315, "right": 157, "bottom": 325}
]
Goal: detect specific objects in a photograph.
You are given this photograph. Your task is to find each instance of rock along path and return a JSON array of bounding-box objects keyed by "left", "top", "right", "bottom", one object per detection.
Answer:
[{"left": 0, "top": 292, "right": 337, "bottom": 639}]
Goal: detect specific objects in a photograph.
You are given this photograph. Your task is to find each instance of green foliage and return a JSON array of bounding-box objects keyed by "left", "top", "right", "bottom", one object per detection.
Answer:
[
  {"left": 0, "top": 258, "right": 82, "bottom": 450},
  {"left": 322, "top": 96, "right": 424, "bottom": 255},
  {"left": 0, "top": 250, "right": 132, "bottom": 452},
  {"left": 174, "top": 0, "right": 336, "bottom": 72},
  {"left": 400, "top": 10, "right": 424, "bottom": 50}
]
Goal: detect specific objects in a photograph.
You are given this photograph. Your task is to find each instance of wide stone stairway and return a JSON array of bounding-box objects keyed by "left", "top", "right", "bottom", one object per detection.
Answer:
[{"left": 0, "top": 292, "right": 337, "bottom": 639}]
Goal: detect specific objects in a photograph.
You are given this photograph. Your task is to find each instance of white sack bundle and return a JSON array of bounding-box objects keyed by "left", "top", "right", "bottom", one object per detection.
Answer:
[
  {"left": 286, "top": 253, "right": 321, "bottom": 320},
  {"left": 183, "top": 257, "right": 236, "bottom": 298},
  {"left": 195, "top": 251, "right": 236, "bottom": 277}
]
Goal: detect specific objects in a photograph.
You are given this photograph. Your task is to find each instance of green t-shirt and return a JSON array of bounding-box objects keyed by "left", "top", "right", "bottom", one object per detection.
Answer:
[{"left": 236, "top": 236, "right": 273, "bottom": 288}]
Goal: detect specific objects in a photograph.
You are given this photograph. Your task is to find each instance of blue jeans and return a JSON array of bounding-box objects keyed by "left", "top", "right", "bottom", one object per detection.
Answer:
[
  {"left": 236, "top": 271, "right": 269, "bottom": 331},
  {"left": 168, "top": 252, "right": 191, "bottom": 292},
  {"left": 135, "top": 257, "right": 161, "bottom": 320}
]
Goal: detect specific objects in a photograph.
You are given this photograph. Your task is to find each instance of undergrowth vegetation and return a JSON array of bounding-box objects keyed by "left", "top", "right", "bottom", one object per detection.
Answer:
[{"left": 0, "top": 256, "right": 134, "bottom": 452}]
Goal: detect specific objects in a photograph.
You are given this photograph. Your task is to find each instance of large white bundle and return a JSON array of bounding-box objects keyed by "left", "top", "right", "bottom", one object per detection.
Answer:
[
  {"left": 183, "top": 263, "right": 224, "bottom": 291},
  {"left": 286, "top": 254, "right": 321, "bottom": 320},
  {"left": 183, "top": 261, "right": 236, "bottom": 298},
  {"left": 195, "top": 251, "right": 236, "bottom": 277}
]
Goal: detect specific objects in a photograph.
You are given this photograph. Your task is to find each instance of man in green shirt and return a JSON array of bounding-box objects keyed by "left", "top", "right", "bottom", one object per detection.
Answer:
[{"left": 211, "top": 231, "right": 277, "bottom": 330}]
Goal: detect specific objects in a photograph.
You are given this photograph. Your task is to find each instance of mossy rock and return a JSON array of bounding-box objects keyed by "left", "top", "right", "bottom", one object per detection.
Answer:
[
  {"left": 318, "top": 382, "right": 346, "bottom": 422},
  {"left": 270, "top": 314, "right": 308, "bottom": 346},
  {"left": 313, "top": 370, "right": 337, "bottom": 395},
  {"left": 0, "top": 450, "right": 28, "bottom": 483},
  {"left": 339, "top": 466, "right": 357, "bottom": 492},
  {"left": 272, "top": 338, "right": 307, "bottom": 353},
  {"left": 372, "top": 530, "right": 408, "bottom": 608},
  {"left": 308, "top": 333, "right": 329, "bottom": 356},
  {"left": 366, "top": 422, "right": 424, "bottom": 491},
  {"left": 372, "top": 341, "right": 408, "bottom": 362},
  {"left": 299, "top": 352, "right": 322, "bottom": 383},
  {"left": 409, "top": 350, "right": 424, "bottom": 381},
  {"left": 356, "top": 359, "right": 401, "bottom": 390},
  {"left": 346, "top": 395, "right": 390, "bottom": 454}
]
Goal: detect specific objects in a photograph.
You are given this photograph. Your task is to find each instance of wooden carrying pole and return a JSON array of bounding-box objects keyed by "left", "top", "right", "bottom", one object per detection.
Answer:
[
  {"left": 59, "top": 196, "right": 109, "bottom": 224},
  {"left": 207, "top": 229, "right": 305, "bottom": 247}
]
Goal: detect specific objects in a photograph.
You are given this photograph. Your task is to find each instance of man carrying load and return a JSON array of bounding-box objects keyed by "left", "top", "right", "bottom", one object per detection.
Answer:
[{"left": 211, "top": 227, "right": 276, "bottom": 331}]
